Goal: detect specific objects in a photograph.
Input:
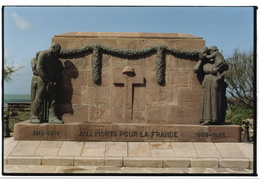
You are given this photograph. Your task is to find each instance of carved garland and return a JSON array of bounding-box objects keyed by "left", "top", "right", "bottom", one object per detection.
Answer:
[{"left": 59, "top": 44, "right": 199, "bottom": 85}]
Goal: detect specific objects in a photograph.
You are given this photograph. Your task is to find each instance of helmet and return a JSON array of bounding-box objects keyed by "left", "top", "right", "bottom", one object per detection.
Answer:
[{"left": 122, "top": 66, "right": 135, "bottom": 75}]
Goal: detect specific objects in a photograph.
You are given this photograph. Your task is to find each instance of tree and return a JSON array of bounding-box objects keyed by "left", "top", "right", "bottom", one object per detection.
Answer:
[
  {"left": 225, "top": 49, "right": 254, "bottom": 109},
  {"left": 4, "top": 59, "right": 23, "bottom": 82}
]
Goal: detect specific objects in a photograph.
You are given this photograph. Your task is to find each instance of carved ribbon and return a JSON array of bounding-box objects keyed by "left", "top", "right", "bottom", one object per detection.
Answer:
[{"left": 59, "top": 44, "right": 199, "bottom": 85}]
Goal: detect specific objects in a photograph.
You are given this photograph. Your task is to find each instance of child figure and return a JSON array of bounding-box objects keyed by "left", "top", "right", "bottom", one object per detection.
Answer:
[{"left": 204, "top": 46, "right": 228, "bottom": 81}]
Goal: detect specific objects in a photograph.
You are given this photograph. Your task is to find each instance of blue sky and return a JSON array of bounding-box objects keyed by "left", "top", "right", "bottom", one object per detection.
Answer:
[{"left": 3, "top": 6, "right": 255, "bottom": 94}]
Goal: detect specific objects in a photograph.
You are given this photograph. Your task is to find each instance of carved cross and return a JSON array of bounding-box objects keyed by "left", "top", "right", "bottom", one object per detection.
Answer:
[{"left": 113, "top": 74, "right": 144, "bottom": 119}]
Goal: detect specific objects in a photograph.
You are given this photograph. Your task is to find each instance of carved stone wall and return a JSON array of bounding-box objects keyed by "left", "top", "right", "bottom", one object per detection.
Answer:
[{"left": 52, "top": 32, "right": 205, "bottom": 124}]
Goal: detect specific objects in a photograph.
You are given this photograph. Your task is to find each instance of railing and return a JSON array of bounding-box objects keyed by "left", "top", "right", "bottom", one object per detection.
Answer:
[{"left": 7, "top": 102, "right": 31, "bottom": 112}]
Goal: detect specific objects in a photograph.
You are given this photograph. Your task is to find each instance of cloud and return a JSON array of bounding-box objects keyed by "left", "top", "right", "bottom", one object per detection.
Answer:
[{"left": 11, "top": 13, "right": 32, "bottom": 30}]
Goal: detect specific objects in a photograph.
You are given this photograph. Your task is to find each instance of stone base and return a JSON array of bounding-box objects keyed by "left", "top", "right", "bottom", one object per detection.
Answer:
[{"left": 14, "top": 121, "right": 241, "bottom": 142}]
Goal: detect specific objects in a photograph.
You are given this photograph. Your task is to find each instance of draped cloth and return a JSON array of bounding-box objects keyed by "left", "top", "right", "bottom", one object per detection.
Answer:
[{"left": 200, "top": 63, "right": 228, "bottom": 124}]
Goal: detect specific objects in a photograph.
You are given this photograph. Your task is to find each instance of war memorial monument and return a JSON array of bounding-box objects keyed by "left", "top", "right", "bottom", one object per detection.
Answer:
[{"left": 12, "top": 32, "right": 241, "bottom": 143}]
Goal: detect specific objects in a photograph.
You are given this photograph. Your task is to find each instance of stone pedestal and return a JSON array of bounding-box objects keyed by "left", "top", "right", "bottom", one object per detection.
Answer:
[{"left": 14, "top": 120, "right": 241, "bottom": 142}]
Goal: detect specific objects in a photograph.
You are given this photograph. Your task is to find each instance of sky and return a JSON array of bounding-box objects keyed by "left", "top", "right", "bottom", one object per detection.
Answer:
[{"left": 2, "top": 6, "right": 255, "bottom": 95}]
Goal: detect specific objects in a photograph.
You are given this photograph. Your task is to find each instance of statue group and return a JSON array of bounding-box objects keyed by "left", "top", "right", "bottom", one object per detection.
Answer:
[
  {"left": 194, "top": 46, "right": 229, "bottom": 125},
  {"left": 30, "top": 43, "right": 228, "bottom": 125}
]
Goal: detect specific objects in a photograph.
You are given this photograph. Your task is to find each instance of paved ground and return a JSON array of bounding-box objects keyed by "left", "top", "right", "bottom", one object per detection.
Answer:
[
  {"left": 3, "top": 165, "right": 253, "bottom": 174},
  {"left": 3, "top": 137, "right": 255, "bottom": 175}
]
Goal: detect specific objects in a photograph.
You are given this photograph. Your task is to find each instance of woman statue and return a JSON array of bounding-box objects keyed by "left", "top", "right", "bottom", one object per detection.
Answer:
[{"left": 194, "top": 46, "right": 229, "bottom": 125}]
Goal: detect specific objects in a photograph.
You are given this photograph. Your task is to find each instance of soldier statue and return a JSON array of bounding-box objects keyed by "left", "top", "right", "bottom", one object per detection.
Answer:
[{"left": 30, "top": 43, "right": 64, "bottom": 124}]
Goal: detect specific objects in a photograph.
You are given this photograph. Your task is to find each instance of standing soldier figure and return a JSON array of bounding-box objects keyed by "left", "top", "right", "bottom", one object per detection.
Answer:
[{"left": 30, "top": 43, "right": 64, "bottom": 124}]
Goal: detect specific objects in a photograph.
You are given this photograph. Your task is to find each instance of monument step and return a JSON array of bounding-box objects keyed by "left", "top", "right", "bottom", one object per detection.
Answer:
[
  {"left": 4, "top": 156, "right": 253, "bottom": 169},
  {"left": 4, "top": 138, "right": 254, "bottom": 170}
]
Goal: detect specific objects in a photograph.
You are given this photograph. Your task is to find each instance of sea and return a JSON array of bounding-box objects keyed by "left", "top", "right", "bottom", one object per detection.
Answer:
[{"left": 3, "top": 94, "right": 31, "bottom": 108}]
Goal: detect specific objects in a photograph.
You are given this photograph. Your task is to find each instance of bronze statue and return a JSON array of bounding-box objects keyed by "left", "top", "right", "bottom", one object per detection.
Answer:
[
  {"left": 30, "top": 43, "right": 64, "bottom": 124},
  {"left": 194, "top": 46, "right": 229, "bottom": 125}
]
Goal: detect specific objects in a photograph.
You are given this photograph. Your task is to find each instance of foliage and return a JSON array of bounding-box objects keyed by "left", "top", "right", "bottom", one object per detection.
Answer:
[
  {"left": 4, "top": 58, "right": 23, "bottom": 82},
  {"left": 225, "top": 49, "right": 254, "bottom": 109},
  {"left": 6, "top": 111, "right": 31, "bottom": 132},
  {"left": 226, "top": 106, "right": 253, "bottom": 125}
]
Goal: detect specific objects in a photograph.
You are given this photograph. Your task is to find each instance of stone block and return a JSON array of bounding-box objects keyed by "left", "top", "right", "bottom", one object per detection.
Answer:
[
  {"left": 4, "top": 140, "right": 19, "bottom": 156},
  {"left": 58, "top": 86, "right": 82, "bottom": 105},
  {"left": 145, "top": 106, "right": 168, "bottom": 124},
  {"left": 74, "top": 157, "right": 104, "bottom": 166},
  {"left": 124, "top": 157, "right": 162, "bottom": 168},
  {"left": 215, "top": 143, "right": 246, "bottom": 158},
  {"left": 3, "top": 156, "right": 8, "bottom": 165},
  {"left": 166, "top": 107, "right": 195, "bottom": 124},
  {"left": 81, "top": 148, "right": 105, "bottom": 157},
  {"left": 193, "top": 142, "right": 221, "bottom": 158},
  {"left": 105, "top": 157, "right": 123, "bottom": 167},
  {"left": 151, "top": 149, "right": 174, "bottom": 157},
  {"left": 82, "top": 87, "right": 111, "bottom": 105},
  {"left": 172, "top": 142, "right": 198, "bottom": 157},
  {"left": 7, "top": 156, "right": 42, "bottom": 165},
  {"left": 249, "top": 159, "right": 254, "bottom": 169},
  {"left": 105, "top": 142, "right": 127, "bottom": 157},
  {"left": 14, "top": 123, "right": 48, "bottom": 141},
  {"left": 88, "top": 105, "right": 111, "bottom": 123},
  {"left": 219, "top": 159, "right": 250, "bottom": 169},
  {"left": 150, "top": 142, "right": 172, "bottom": 149},
  {"left": 178, "top": 88, "right": 201, "bottom": 108},
  {"left": 171, "top": 72, "right": 189, "bottom": 87},
  {"left": 191, "top": 158, "right": 218, "bottom": 168},
  {"left": 82, "top": 37, "right": 117, "bottom": 48},
  {"left": 128, "top": 142, "right": 151, "bottom": 157},
  {"left": 162, "top": 158, "right": 190, "bottom": 167},
  {"left": 11, "top": 141, "right": 41, "bottom": 155},
  {"left": 54, "top": 37, "right": 82, "bottom": 48},
  {"left": 58, "top": 141, "right": 84, "bottom": 156},
  {"left": 42, "top": 156, "right": 74, "bottom": 166},
  {"left": 144, "top": 58, "right": 157, "bottom": 73},
  {"left": 84, "top": 142, "right": 106, "bottom": 149},
  {"left": 209, "top": 125, "right": 241, "bottom": 142},
  {"left": 236, "top": 143, "right": 254, "bottom": 158},
  {"left": 140, "top": 38, "right": 165, "bottom": 48},
  {"left": 61, "top": 105, "right": 89, "bottom": 123},
  {"left": 65, "top": 69, "right": 88, "bottom": 87},
  {"left": 34, "top": 141, "right": 63, "bottom": 156},
  {"left": 117, "top": 39, "right": 141, "bottom": 49}
]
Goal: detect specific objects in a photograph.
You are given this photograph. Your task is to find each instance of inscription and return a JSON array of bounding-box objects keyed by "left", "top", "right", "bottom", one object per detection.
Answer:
[
  {"left": 33, "top": 130, "right": 59, "bottom": 136},
  {"left": 195, "top": 132, "right": 226, "bottom": 138},
  {"left": 78, "top": 130, "right": 178, "bottom": 138},
  {"left": 32, "top": 129, "right": 227, "bottom": 139}
]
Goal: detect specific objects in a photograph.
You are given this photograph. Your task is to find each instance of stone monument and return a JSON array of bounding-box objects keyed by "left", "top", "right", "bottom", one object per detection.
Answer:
[{"left": 14, "top": 32, "right": 241, "bottom": 142}]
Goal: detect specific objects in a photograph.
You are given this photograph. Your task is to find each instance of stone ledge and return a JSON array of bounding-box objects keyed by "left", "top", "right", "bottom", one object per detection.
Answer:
[
  {"left": 249, "top": 159, "right": 254, "bottom": 169},
  {"left": 191, "top": 158, "right": 218, "bottom": 168},
  {"left": 74, "top": 157, "right": 104, "bottom": 166},
  {"left": 162, "top": 158, "right": 190, "bottom": 167},
  {"left": 219, "top": 159, "right": 250, "bottom": 169},
  {"left": 104, "top": 157, "right": 123, "bottom": 167},
  {"left": 54, "top": 32, "right": 203, "bottom": 39},
  {"left": 123, "top": 157, "right": 162, "bottom": 168},
  {"left": 7, "top": 156, "right": 42, "bottom": 165},
  {"left": 42, "top": 156, "right": 74, "bottom": 166},
  {"left": 5, "top": 156, "right": 253, "bottom": 169}
]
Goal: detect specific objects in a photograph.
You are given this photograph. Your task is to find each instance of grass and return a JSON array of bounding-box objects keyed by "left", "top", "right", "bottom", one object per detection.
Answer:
[
  {"left": 226, "top": 106, "right": 254, "bottom": 125},
  {"left": 5, "top": 111, "right": 31, "bottom": 133}
]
